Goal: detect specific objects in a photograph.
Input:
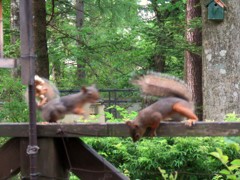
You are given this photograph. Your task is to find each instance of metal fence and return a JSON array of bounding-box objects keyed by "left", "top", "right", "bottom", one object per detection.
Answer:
[{"left": 60, "top": 89, "right": 141, "bottom": 118}]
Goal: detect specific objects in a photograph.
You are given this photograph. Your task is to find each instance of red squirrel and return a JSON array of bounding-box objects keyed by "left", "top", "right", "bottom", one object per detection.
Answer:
[
  {"left": 34, "top": 75, "right": 60, "bottom": 107},
  {"left": 126, "top": 72, "right": 198, "bottom": 142},
  {"left": 26, "top": 76, "right": 99, "bottom": 122},
  {"left": 41, "top": 85, "right": 99, "bottom": 122}
]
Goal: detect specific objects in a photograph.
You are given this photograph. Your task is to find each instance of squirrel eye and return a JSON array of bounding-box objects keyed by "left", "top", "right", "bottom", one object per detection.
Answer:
[
  {"left": 134, "top": 124, "right": 139, "bottom": 129},
  {"left": 134, "top": 134, "right": 140, "bottom": 141}
]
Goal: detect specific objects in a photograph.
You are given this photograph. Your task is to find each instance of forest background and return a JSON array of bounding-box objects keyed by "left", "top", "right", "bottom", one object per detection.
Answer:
[{"left": 0, "top": 0, "right": 240, "bottom": 179}]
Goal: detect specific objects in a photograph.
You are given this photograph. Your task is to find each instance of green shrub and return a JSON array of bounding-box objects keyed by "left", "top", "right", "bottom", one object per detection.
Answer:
[
  {"left": 0, "top": 74, "right": 28, "bottom": 122},
  {"left": 211, "top": 144, "right": 240, "bottom": 180},
  {"left": 83, "top": 136, "right": 240, "bottom": 180},
  {"left": 82, "top": 109, "right": 240, "bottom": 179}
]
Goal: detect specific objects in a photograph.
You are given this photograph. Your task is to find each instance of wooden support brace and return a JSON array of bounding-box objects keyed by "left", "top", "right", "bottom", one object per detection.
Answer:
[
  {"left": 57, "top": 137, "right": 129, "bottom": 180},
  {"left": 0, "top": 138, "right": 20, "bottom": 179},
  {"left": 20, "top": 138, "right": 69, "bottom": 180},
  {"left": 0, "top": 137, "right": 128, "bottom": 179},
  {"left": 0, "top": 58, "right": 17, "bottom": 68}
]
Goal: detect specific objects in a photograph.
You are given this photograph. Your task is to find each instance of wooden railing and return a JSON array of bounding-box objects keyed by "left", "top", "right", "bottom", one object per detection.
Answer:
[{"left": 0, "top": 121, "right": 239, "bottom": 137}]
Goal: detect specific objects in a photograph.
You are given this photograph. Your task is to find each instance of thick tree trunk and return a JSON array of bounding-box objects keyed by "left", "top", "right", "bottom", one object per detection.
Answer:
[
  {"left": 202, "top": 1, "right": 240, "bottom": 121},
  {"left": 33, "top": 0, "right": 49, "bottom": 79},
  {"left": 152, "top": 54, "right": 165, "bottom": 72},
  {"left": 150, "top": 0, "right": 166, "bottom": 72},
  {"left": 10, "top": 0, "right": 19, "bottom": 44},
  {"left": 10, "top": 0, "right": 21, "bottom": 78},
  {"left": 76, "top": 0, "right": 86, "bottom": 81},
  {"left": 185, "top": 0, "right": 203, "bottom": 120}
]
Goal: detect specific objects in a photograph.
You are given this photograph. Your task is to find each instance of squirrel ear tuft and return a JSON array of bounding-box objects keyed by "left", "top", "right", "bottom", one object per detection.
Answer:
[
  {"left": 126, "top": 121, "right": 132, "bottom": 126},
  {"left": 81, "top": 86, "right": 87, "bottom": 93}
]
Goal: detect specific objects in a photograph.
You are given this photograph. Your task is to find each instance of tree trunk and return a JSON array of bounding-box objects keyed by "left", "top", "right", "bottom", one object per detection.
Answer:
[
  {"left": 151, "top": 54, "right": 165, "bottom": 72},
  {"left": 10, "top": 0, "right": 20, "bottom": 44},
  {"left": 10, "top": 0, "right": 21, "bottom": 78},
  {"left": 150, "top": 0, "right": 166, "bottom": 72},
  {"left": 33, "top": 0, "right": 49, "bottom": 79},
  {"left": 185, "top": 0, "right": 203, "bottom": 120},
  {"left": 201, "top": 1, "right": 240, "bottom": 121},
  {"left": 76, "top": 0, "right": 86, "bottom": 82}
]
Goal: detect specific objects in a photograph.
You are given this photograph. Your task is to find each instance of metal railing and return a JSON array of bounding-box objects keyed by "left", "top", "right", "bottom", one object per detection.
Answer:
[{"left": 60, "top": 89, "right": 141, "bottom": 118}]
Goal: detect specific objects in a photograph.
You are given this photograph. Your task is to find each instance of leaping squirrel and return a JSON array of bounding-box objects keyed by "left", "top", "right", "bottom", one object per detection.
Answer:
[
  {"left": 41, "top": 85, "right": 99, "bottom": 122},
  {"left": 27, "top": 75, "right": 100, "bottom": 123},
  {"left": 126, "top": 72, "right": 198, "bottom": 142},
  {"left": 34, "top": 75, "right": 60, "bottom": 107}
]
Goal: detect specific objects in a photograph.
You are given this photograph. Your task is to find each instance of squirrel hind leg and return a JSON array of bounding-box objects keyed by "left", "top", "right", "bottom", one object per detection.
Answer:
[
  {"left": 149, "top": 128, "right": 157, "bottom": 137},
  {"left": 172, "top": 102, "right": 198, "bottom": 127},
  {"left": 149, "top": 112, "right": 162, "bottom": 137}
]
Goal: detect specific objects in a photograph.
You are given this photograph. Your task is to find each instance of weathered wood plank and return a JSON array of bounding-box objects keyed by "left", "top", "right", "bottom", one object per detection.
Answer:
[
  {"left": 0, "top": 58, "right": 17, "bottom": 68},
  {"left": 20, "top": 138, "right": 69, "bottom": 179},
  {"left": 0, "top": 138, "right": 20, "bottom": 179},
  {"left": 63, "top": 138, "right": 129, "bottom": 179},
  {"left": 0, "top": 122, "right": 240, "bottom": 137}
]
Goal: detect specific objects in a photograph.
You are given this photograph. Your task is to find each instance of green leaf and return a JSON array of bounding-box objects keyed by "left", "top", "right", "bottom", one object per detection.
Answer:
[
  {"left": 210, "top": 152, "right": 221, "bottom": 159},
  {"left": 219, "top": 169, "right": 230, "bottom": 175},
  {"left": 228, "top": 165, "right": 240, "bottom": 171},
  {"left": 226, "top": 174, "right": 237, "bottom": 180},
  {"left": 231, "top": 159, "right": 240, "bottom": 166}
]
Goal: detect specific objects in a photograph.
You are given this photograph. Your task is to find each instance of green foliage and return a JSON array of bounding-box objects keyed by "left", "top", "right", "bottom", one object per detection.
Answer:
[
  {"left": 105, "top": 105, "right": 137, "bottom": 122},
  {"left": 2, "top": 0, "right": 11, "bottom": 46},
  {"left": 3, "top": 0, "right": 191, "bottom": 89},
  {"left": 224, "top": 113, "right": 240, "bottom": 144},
  {"left": 210, "top": 145, "right": 240, "bottom": 180},
  {"left": 45, "top": 0, "right": 190, "bottom": 89},
  {"left": 69, "top": 173, "right": 79, "bottom": 180},
  {"left": 159, "top": 167, "right": 178, "bottom": 180},
  {"left": 0, "top": 72, "right": 28, "bottom": 122},
  {"left": 83, "top": 136, "right": 239, "bottom": 180},
  {"left": 224, "top": 112, "right": 240, "bottom": 122}
]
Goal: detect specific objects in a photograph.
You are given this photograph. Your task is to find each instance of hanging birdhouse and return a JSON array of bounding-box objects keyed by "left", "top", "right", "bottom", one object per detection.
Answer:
[{"left": 206, "top": 0, "right": 226, "bottom": 21}]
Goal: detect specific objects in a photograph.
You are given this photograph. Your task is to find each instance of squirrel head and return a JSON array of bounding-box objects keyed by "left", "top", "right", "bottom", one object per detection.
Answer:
[
  {"left": 81, "top": 85, "right": 100, "bottom": 103},
  {"left": 126, "top": 120, "right": 145, "bottom": 142}
]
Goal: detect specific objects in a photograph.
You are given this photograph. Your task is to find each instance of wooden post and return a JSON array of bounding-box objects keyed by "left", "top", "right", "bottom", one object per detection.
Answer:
[
  {"left": 19, "top": 1, "right": 38, "bottom": 180},
  {"left": 20, "top": 138, "right": 69, "bottom": 179},
  {"left": 19, "top": 0, "right": 35, "bottom": 85},
  {"left": 0, "top": 0, "right": 3, "bottom": 58}
]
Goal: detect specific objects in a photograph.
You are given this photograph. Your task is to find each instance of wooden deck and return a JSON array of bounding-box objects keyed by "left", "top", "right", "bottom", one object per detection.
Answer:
[{"left": 0, "top": 121, "right": 240, "bottom": 137}]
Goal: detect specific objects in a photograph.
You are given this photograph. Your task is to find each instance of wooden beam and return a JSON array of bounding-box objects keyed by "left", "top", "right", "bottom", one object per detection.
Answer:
[
  {"left": 0, "top": 138, "right": 20, "bottom": 179},
  {"left": 0, "top": 58, "right": 17, "bottom": 68},
  {"left": 0, "top": 122, "right": 240, "bottom": 137},
  {"left": 60, "top": 138, "right": 129, "bottom": 179},
  {"left": 20, "top": 138, "right": 69, "bottom": 179}
]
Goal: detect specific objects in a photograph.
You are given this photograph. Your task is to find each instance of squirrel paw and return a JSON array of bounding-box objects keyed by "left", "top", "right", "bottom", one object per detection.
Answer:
[
  {"left": 184, "top": 119, "right": 197, "bottom": 127},
  {"left": 39, "top": 121, "right": 49, "bottom": 125},
  {"left": 73, "top": 107, "right": 85, "bottom": 115},
  {"left": 149, "top": 129, "right": 157, "bottom": 137}
]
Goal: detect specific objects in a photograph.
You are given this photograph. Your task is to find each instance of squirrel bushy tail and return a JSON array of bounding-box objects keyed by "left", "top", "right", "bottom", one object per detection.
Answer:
[
  {"left": 25, "top": 75, "right": 60, "bottom": 109},
  {"left": 132, "top": 72, "right": 192, "bottom": 102}
]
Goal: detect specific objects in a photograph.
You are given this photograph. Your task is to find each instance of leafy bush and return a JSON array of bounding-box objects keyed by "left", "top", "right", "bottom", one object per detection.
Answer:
[
  {"left": 224, "top": 113, "right": 240, "bottom": 145},
  {"left": 83, "top": 136, "right": 240, "bottom": 180},
  {"left": 84, "top": 108, "right": 240, "bottom": 179},
  {"left": 105, "top": 105, "right": 138, "bottom": 122},
  {"left": 211, "top": 144, "right": 240, "bottom": 180},
  {"left": 0, "top": 74, "right": 28, "bottom": 122}
]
